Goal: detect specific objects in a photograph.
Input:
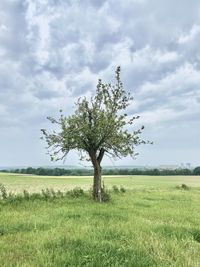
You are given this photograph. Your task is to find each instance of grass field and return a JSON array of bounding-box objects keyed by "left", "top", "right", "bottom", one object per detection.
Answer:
[
  {"left": 0, "top": 172, "right": 200, "bottom": 193},
  {"left": 0, "top": 173, "right": 200, "bottom": 266}
]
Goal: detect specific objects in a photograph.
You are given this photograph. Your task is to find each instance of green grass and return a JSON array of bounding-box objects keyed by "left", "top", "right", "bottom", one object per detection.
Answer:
[
  {"left": 0, "top": 173, "right": 200, "bottom": 266},
  {"left": 0, "top": 172, "right": 200, "bottom": 193}
]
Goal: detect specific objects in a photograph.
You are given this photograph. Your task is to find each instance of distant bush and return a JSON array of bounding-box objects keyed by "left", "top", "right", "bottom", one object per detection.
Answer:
[
  {"left": 112, "top": 185, "right": 120, "bottom": 193},
  {"left": 181, "top": 184, "right": 190, "bottom": 190},
  {"left": 120, "top": 186, "right": 126, "bottom": 193},
  {"left": 193, "top": 166, "right": 200, "bottom": 175},
  {"left": 176, "top": 184, "right": 190, "bottom": 190},
  {"left": 112, "top": 185, "right": 126, "bottom": 194}
]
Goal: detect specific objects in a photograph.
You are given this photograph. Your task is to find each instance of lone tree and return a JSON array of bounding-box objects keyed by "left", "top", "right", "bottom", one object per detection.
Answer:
[{"left": 41, "top": 67, "right": 148, "bottom": 202}]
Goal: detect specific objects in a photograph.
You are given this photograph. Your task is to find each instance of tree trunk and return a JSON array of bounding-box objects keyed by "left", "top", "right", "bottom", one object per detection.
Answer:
[
  {"left": 93, "top": 162, "right": 102, "bottom": 202},
  {"left": 89, "top": 149, "right": 104, "bottom": 202}
]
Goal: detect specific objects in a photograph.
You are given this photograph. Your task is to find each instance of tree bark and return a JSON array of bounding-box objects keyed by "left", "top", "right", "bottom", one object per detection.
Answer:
[
  {"left": 93, "top": 161, "right": 102, "bottom": 202},
  {"left": 89, "top": 149, "right": 104, "bottom": 202}
]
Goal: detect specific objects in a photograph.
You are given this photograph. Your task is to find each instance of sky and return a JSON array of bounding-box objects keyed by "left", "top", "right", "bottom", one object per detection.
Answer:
[{"left": 0, "top": 0, "right": 199, "bottom": 168}]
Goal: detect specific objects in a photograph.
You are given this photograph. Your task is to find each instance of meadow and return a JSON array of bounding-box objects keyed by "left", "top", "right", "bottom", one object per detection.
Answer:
[{"left": 0, "top": 173, "right": 200, "bottom": 266}]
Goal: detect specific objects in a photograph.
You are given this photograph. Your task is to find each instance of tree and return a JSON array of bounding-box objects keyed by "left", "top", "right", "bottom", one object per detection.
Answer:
[
  {"left": 193, "top": 166, "right": 200, "bottom": 175},
  {"left": 41, "top": 67, "right": 149, "bottom": 202}
]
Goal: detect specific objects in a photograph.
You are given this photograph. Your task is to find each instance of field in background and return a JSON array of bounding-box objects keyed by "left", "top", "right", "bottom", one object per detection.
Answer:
[
  {"left": 0, "top": 172, "right": 200, "bottom": 193},
  {"left": 0, "top": 173, "right": 200, "bottom": 266}
]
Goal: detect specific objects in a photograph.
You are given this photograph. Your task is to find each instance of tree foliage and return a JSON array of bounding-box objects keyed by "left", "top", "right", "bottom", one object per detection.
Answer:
[
  {"left": 193, "top": 166, "right": 200, "bottom": 175},
  {"left": 41, "top": 67, "right": 147, "bottom": 162},
  {"left": 5, "top": 167, "right": 195, "bottom": 176},
  {"left": 41, "top": 67, "right": 150, "bottom": 201}
]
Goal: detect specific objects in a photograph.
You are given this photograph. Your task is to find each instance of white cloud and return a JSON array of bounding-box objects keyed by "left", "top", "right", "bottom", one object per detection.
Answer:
[
  {"left": 0, "top": 0, "right": 200, "bottom": 166},
  {"left": 178, "top": 24, "right": 200, "bottom": 44},
  {"left": 134, "top": 63, "right": 200, "bottom": 128}
]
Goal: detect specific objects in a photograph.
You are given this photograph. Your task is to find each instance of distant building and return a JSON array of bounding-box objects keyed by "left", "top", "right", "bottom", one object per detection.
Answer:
[
  {"left": 159, "top": 165, "right": 179, "bottom": 170},
  {"left": 179, "top": 163, "right": 192, "bottom": 169},
  {"left": 185, "top": 163, "right": 191, "bottom": 169}
]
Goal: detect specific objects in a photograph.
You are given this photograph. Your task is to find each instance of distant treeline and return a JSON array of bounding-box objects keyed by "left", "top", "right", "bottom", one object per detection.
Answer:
[{"left": 1, "top": 166, "right": 200, "bottom": 176}]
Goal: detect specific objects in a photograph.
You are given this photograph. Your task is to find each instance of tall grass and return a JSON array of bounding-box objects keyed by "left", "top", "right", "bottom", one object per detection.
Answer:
[{"left": 0, "top": 182, "right": 200, "bottom": 266}]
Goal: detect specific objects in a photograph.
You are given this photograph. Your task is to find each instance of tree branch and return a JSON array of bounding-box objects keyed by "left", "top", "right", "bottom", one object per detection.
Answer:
[{"left": 97, "top": 148, "right": 105, "bottom": 163}]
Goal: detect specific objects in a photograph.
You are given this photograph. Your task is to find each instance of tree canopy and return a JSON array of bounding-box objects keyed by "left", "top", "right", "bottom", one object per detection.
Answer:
[
  {"left": 193, "top": 166, "right": 200, "bottom": 175},
  {"left": 41, "top": 66, "right": 149, "bottom": 201}
]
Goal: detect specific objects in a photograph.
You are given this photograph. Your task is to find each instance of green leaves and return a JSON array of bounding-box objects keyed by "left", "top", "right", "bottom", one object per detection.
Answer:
[{"left": 41, "top": 67, "right": 149, "bottom": 163}]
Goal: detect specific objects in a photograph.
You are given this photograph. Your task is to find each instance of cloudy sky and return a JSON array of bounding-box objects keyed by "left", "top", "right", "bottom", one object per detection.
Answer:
[{"left": 0, "top": 0, "right": 199, "bottom": 168}]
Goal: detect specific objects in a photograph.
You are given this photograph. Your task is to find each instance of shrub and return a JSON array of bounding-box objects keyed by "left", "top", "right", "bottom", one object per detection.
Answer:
[
  {"left": 0, "top": 183, "right": 7, "bottom": 199},
  {"left": 50, "top": 188, "right": 56, "bottom": 198},
  {"left": 176, "top": 184, "right": 190, "bottom": 190},
  {"left": 56, "top": 190, "right": 64, "bottom": 198},
  {"left": 120, "top": 186, "right": 126, "bottom": 193},
  {"left": 0, "top": 187, "right": 88, "bottom": 203},
  {"left": 41, "top": 188, "right": 51, "bottom": 200},
  {"left": 101, "top": 183, "right": 111, "bottom": 202},
  {"left": 23, "top": 190, "right": 30, "bottom": 200},
  {"left": 29, "top": 192, "right": 43, "bottom": 201},
  {"left": 112, "top": 185, "right": 126, "bottom": 194},
  {"left": 181, "top": 184, "right": 190, "bottom": 190},
  {"left": 101, "top": 189, "right": 111, "bottom": 202},
  {"left": 112, "top": 185, "right": 120, "bottom": 193},
  {"left": 67, "top": 187, "right": 85, "bottom": 198}
]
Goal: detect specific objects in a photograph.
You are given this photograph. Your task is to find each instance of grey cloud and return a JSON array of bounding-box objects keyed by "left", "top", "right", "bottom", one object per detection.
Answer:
[
  {"left": 32, "top": 86, "right": 61, "bottom": 100},
  {"left": 0, "top": 0, "right": 29, "bottom": 60},
  {"left": 0, "top": 0, "right": 200, "bottom": 166},
  {"left": 130, "top": 64, "right": 200, "bottom": 129},
  {"left": 39, "top": 0, "right": 200, "bottom": 91}
]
